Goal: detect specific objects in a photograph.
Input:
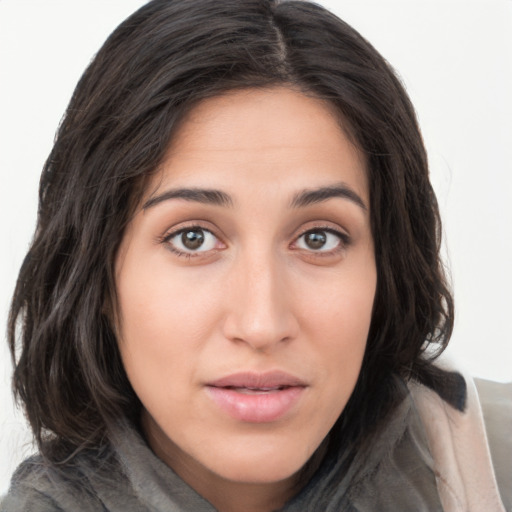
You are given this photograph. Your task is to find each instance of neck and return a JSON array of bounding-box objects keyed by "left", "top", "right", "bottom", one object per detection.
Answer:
[
  {"left": 196, "top": 478, "right": 296, "bottom": 512},
  {"left": 142, "top": 412, "right": 308, "bottom": 512}
]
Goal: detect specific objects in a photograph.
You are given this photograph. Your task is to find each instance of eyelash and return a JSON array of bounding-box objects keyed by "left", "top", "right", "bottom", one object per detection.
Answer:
[
  {"left": 292, "top": 226, "right": 351, "bottom": 256},
  {"left": 160, "top": 224, "right": 222, "bottom": 259},
  {"left": 160, "top": 224, "right": 351, "bottom": 259}
]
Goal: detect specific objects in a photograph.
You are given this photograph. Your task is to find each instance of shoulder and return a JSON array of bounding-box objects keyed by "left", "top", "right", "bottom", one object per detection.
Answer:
[
  {"left": 1, "top": 453, "right": 103, "bottom": 512},
  {"left": 409, "top": 362, "right": 511, "bottom": 512},
  {"left": 1, "top": 456, "right": 64, "bottom": 511},
  {"left": 475, "top": 378, "right": 512, "bottom": 512},
  {"left": 1, "top": 446, "right": 133, "bottom": 512}
]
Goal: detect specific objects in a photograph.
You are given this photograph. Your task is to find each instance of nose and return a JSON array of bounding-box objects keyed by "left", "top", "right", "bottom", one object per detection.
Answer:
[{"left": 221, "top": 251, "right": 299, "bottom": 352}]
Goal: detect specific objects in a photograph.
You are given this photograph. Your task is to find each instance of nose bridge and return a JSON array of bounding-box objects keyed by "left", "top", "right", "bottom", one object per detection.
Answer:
[{"left": 223, "top": 246, "right": 296, "bottom": 350}]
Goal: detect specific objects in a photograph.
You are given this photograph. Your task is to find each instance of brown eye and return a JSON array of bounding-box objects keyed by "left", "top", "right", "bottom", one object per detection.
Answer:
[
  {"left": 166, "top": 227, "right": 219, "bottom": 254},
  {"left": 181, "top": 229, "right": 205, "bottom": 250},
  {"left": 296, "top": 229, "right": 347, "bottom": 253},
  {"left": 304, "top": 231, "right": 327, "bottom": 250}
]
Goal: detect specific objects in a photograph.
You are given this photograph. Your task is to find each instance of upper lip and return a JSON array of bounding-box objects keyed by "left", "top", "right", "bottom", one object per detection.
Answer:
[{"left": 206, "top": 371, "right": 308, "bottom": 389}]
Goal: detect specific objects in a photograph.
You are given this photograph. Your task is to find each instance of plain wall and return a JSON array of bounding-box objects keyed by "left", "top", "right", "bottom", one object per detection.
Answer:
[{"left": 1, "top": 0, "right": 511, "bottom": 495}]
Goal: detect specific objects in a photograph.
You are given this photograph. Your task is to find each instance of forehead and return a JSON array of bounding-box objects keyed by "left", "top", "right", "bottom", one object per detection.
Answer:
[{"left": 146, "top": 87, "right": 368, "bottom": 204}]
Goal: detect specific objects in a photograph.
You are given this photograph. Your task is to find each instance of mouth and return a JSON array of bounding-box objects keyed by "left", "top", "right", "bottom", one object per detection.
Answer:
[
  {"left": 219, "top": 385, "right": 293, "bottom": 394},
  {"left": 205, "top": 371, "right": 307, "bottom": 423}
]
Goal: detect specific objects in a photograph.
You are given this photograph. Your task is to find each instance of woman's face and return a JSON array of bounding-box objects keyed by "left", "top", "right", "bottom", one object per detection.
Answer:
[{"left": 115, "top": 87, "right": 376, "bottom": 502}]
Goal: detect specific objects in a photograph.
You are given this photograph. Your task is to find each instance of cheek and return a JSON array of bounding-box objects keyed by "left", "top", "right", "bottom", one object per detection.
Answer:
[
  {"left": 114, "top": 253, "right": 223, "bottom": 401},
  {"left": 298, "top": 257, "right": 376, "bottom": 399},
  {"left": 299, "top": 257, "right": 376, "bottom": 345},
  {"left": 117, "top": 252, "right": 220, "bottom": 339}
]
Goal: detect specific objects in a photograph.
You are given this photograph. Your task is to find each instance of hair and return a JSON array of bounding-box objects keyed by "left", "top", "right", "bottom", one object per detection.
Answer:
[{"left": 8, "top": 0, "right": 457, "bottom": 465}]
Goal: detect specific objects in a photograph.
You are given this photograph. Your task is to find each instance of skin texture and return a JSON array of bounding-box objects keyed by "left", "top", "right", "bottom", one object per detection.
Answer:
[{"left": 115, "top": 87, "right": 377, "bottom": 512}]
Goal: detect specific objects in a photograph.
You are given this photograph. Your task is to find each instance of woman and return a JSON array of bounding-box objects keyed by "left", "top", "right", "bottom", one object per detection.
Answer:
[{"left": 2, "top": 0, "right": 507, "bottom": 510}]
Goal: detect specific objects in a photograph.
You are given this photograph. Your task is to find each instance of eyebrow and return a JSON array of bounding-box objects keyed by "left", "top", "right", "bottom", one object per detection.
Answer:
[
  {"left": 143, "top": 188, "right": 233, "bottom": 210},
  {"left": 290, "top": 183, "right": 367, "bottom": 211},
  {"left": 142, "top": 182, "right": 367, "bottom": 211}
]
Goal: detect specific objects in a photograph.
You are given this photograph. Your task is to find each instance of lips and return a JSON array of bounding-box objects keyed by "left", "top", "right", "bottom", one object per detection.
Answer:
[{"left": 205, "top": 371, "right": 307, "bottom": 423}]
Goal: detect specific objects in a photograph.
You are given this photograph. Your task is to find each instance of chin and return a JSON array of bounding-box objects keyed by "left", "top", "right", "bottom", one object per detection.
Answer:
[{"left": 202, "top": 437, "right": 318, "bottom": 486}]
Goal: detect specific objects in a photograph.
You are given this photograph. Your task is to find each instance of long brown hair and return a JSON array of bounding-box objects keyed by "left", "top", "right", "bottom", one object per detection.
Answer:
[{"left": 8, "top": 0, "right": 456, "bottom": 464}]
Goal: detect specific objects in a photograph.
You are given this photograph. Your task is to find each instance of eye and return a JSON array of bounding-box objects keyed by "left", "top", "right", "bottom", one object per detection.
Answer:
[
  {"left": 165, "top": 227, "right": 220, "bottom": 255},
  {"left": 295, "top": 228, "right": 348, "bottom": 253}
]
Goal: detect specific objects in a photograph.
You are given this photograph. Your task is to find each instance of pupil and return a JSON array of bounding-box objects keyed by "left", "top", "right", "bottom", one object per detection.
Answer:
[
  {"left": 182, "top": 229, "right": 204, "bottom": 250},
  {"left": 306, "top": 231, "right": 326, "bottom": 249}
]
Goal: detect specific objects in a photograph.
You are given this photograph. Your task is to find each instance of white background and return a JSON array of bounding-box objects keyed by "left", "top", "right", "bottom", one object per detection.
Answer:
[{"left": 1, "top": 0, "right": 511, "bottom": 495}]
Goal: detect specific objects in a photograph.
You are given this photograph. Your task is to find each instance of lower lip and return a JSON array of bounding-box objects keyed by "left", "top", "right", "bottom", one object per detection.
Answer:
[{"left": 205, "top": 386, "right": 305, "bottom": 423}]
